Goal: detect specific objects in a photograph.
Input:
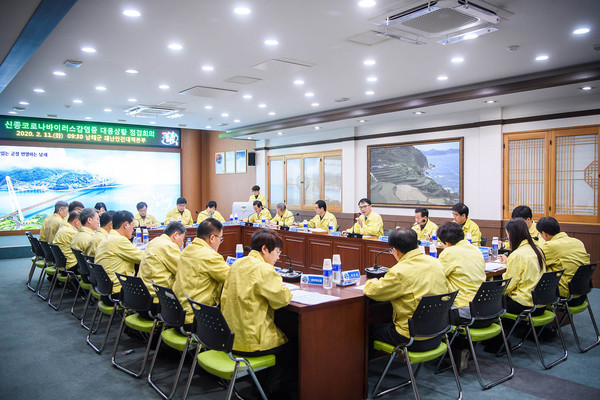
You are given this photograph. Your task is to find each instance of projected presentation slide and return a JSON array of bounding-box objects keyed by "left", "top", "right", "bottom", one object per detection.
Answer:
[{"left": 0, "top": 145, "right": 180, "bottom": 231}]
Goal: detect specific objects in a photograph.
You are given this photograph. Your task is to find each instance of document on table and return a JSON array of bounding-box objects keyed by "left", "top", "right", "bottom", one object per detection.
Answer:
[
  {"left": 485, "top": 262, "right": 505, "bottom": 272},
  {"left": 291, "top": 290, "right": 340, "bottom": 305},
  {"left": 352, "top": 284, "right": 366, "bottom": 291},
  {"left": 283, "top": 282, "right": 301, "bottom": 291}
]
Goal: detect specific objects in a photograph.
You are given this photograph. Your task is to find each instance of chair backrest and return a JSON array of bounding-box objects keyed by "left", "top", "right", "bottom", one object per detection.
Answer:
[
  {"left": 84, "top": 258, "right": 98, "bottom": 287},
  {"left": 568, "top": 263, "right": 598, "bottom": 297},
  {"left": 87, "top": 262, "right": 113, "bottom": 296},
  {"left": 72, "top": 249, "right": 89, "bottom": 275},
  {"left": 115, "top": 272, "right": 153, "bottom": 313},
  {"left": 49, "top": 244, "right": 67, "bottom": 269},
  {"left": 83, "top": 254, "right": 95, "bottom": 264},
  {"left": 153, "top": 283, "right": 187, "bottom": 327},
  {"left": 25, "top": 232, "right": 45, "bottom": 257},
  {"left": 408, "top": 291, "right": 458, "bottom": 339},
  {"left": 532, "top": 270, "right": 565, "bottom": 306},
  {"left": 38, "top": 240, "right": 55, "bottom": 264},
  {"left": 187, "top": 297, "right": 235, "bottom": 353},
  {"left": 469, "top": 278, "right": 511, "bottom": 320}
]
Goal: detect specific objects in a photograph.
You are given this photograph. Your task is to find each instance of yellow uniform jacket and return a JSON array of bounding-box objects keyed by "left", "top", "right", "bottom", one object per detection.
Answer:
[
  {"left": 308, "top": 211, "right": 337, "bottom": 230},
  {"left": 438, "top": 239, "right": 486, "bottom": 308},
  {"left": 138, "top": 234, "right": 181, "bottom": 301},
  {"left": 86, "top": 227, "right": 110, "bottom": 257},
  {"left": 71, "top": 226, "right": 96, "bottom": 256},
  {"left": 347, "top": 211, "right": 384, "bottom": 237},
  {"left": 197, "top": 210, "right": 226, "bottom": 223},
  {"left": 461, "top": 218, "right": 482, "bottom": 245},
  {"left": 542, "top": 232, "right": 590, "bottom": 298},
  {"left": 249, "top": 194, "right": 267, "bottom": 206},
  {"left": 529, "top": 221, "right": 545, "bottom": 246},
  {"left": 40, "top": 213, "right": 64, "bottom": 243},
  {"left": 271, "top": 210, "right": 295, "bottom": 226},
  {"left": 95, "top": 230, "right": 144, "bottom": 294},
  {"left": 221, "top": 250, "right": 292, "bottom": 352},
  {"left": 364, "top": 248, "right": 447, "bottom": 338},
  {"left": 53, "top": 224, "right": 79, "bottom": 269},
  {"left": 247, "top": 208, "right": 272, "bottom": 223},
  {"left": 173, "top": 238, "right": 230, "bottom": 325},
  {"left": 503, "top": 240, "right": 545, "bottom": 307},
  {"left": 164, "top": 208, "right": 194, "bottom": 226},
  {"left": 411, "top": 219, "right": 439, "bottom": 241},
  {"left": 133, "top": 213, "right": 160, "bottom": 228}
]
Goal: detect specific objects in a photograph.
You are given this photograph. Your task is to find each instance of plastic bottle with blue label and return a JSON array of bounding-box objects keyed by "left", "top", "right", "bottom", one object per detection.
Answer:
[
  {"left": 332, "top": 254, "right": 341, "bottom": 283},
  {"left": 229, "top": 214, "right": 234, "bottom": 224},
  {"left": 142, "top": 228, "right": 149, "bottom": 245},
  {"left": 431, "top": 230, "right": 438, "bottom": 247},
  {"left": 429, "top": 242, "right": 437, "bottom": 258},
  {"left": 491, "top": 237, "right": 499, "bottom": 259},
  {"left": 261, "top": 216, "right": 266, "bottom": 227},
  {"left": 235, "top": 244, "right": 243, "bottom": 259},
  {"left": 186, "top": 237, "right": 191, "bottom": 248},
  {"left": 466, "top": 232, "right": 472, "bottom": 244},
  {"left": 328, "top": 221, "right": 334, "bottom": 235},
  {"left": 234, "top": 214, "right": 238, "bottom": 225},
  {"left": 135, "top": 228, "right": 141, "bottom": 246},
  {"left": 323, "top": 258, "right": 332, "bottom": 289},
  {"left": 303, "top": 220, "right": 308, "bottom": 233}
]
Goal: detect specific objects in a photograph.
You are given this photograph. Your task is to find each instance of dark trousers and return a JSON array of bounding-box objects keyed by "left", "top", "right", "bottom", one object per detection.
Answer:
[{"left": 370, "top": 322, "right": 442, "bottom": 352}]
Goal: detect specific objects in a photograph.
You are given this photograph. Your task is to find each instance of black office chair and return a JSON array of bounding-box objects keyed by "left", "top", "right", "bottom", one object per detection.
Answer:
[
  {"left": 79, "top": 255, "right": 100, "bottom": 330},
  {"left": 370, "top": 291, "right": 462, "bottom": 400},
  {"left": 557, "top": 263, "right": 600, "bottom": 352},
  {"left": 502, "top": 270, "right": 568, "bottom": 369},
  {"left": 86, "top": 262, "right": 121, "bottom": 354},
  {"left": 47, "top": 244, "right": 76, "bottom": 311},
  {"left": 147, "top": 283, "right": 198, "bottom": 399},
  {"left": 70, "top": 248, "right": 92, "bottom": 320},
  {"left": 36, "top": 240, "right": 56, "bottom": 300},
  {"left": 111, "top": 272, "right": 160, "bottom": 378},
  {"left": 25, "top": 232, "right": 46, "bottom": 292}
]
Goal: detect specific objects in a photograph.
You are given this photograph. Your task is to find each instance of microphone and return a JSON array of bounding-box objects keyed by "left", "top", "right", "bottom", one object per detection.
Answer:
[
  {"left": 243, "top": 246, "right": 252, "bottom": 254},
  {"left": 347, "top": 213, "right": 363, "bottom": 238},
  {"left": 421, "top": 219, "right": 427, "bottom": 224},
  {"left": 365, "top": 248, "right": 391, "bottom": 279},
  {"left": 276, "top": 254, "right": 301, "bottom": 283}
]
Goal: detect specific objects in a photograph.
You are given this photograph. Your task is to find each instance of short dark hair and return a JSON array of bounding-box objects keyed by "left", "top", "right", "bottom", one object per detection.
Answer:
[
  {"left": 69, "top": 201, "right": 85, "bottom": 212},
  {"left": 276, "top": 203, "right": 286, "bottom": 211},
  {"left": 54, "top": 200, "right": 68, "bottom": 213},
  {"left": 196, "top": 218, "right": 223, "bottom": 241},
  {"left": 315, "top": 200, "right": 327, "bottom": 211},
  {"left": 414, "top": 207, "right": 429, "bottom": 217},
  {"left": 79, "top": 208, "right": 98, "bottom": 225},
  {"left": 253, "top": 200, "right": 263, "bottom": 208},
  {"left": 388, "top": 228, "right": 418, "bottom": 254},
  {"left": 206, "top": 200, "right": 217, "bottom": 209},
  {"left": 451, "top": 202, "right": 469, "bottom": 217},
  {"left": 164, "top": 221, "right": 186, "bottom": 236},
  {"left": 176, "top": 197, "right": 187, "bottom": 205},
  {"left": 251, "top": 229, "right": 283, "bottom": 253},
  {"left": 68, "top": 210, "right": 81, "bottom": 223},
  {"left": 112, "top": 210, "right": 134, "bottom": 229},
  {"left": 136, "top": 201, "right": 147, "bottom": 210},
  {"left": 252, "top": 185, "right": 260, "bottom": 191},
  {"left": 536, "top": 216, "right": 561, "bottom": 236},
  {"left": 94, "top": 202, "right": 107, "bottom": 211},
  {"left": 505, "top": 218, "right": 545, "bottom": 271},
  {"left": 437, "top": 222, "right": 464, "bottom": 246},
  {"left": 511, "top": 205, "right": 533, "bottom": 220},
  {"left": 100, "top": 210, "right": 114, "bottom": 227},
  {"left": 358, "top": 198, "right": 371, "bottom": 206}
]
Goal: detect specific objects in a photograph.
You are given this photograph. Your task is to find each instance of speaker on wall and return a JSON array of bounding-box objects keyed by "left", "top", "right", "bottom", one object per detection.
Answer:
[{"left": 248, "top": 152, "right": 256, "bottom": 166}]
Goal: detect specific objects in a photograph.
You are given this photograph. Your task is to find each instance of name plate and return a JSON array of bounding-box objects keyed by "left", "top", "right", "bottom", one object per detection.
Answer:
[
  {"left": 301, "top": 274, "right": 324, "bottom": 285},
  {"left": 274, "top": 266, "right": 281, "bottom": 272},
  {"left": 420, "top": 240, "right": 431, "bottom": 247},
  {"left": 478, "top": 247, "right": 490, "bottom": 258},
  {"left": 330, "top": 231, "right": 341, "bottom": 237},
  {"left": 253, "top": 223, "right": 260, "bottom": 227},
  {"left": 289, "top": 226, "right": 298, "bottom": 232},
  {"left": 342, "top": 269, "right": 361, "bottom": 281},
  {"left": 223, "top": 221, "right": 231, "bottom": 226},
  {"left": 379, "top": 236, "right": 388, "bottom": 242}
]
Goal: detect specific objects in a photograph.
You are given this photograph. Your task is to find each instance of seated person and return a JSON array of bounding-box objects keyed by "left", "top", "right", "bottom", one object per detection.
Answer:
[
  {"left": 249, "top": 184, "right": 267, "bottom": 206},
  {"left": 71, "top": 208, "right": 100, "bottom": 255},
  {"left": 134, "top": 201, "right": 160, "bottom": 228},
  {"left": 94, "top": 202, "right": 107, "bottom": 216},
  {"left": 87, "top": 211, "right": 113, "bottom": 258},
  {"left": 138, "top": 221, "right": 186, "bottom": 311},
  {"left": 197, "top": 200, "right": 225, "bottom": 223},
  {"left": 173, "top": 218, "right": 230, "bottom": 330},
  {"left": 411, "top": 207, "right": 438, "bottom": 241},
  {"left": 537, "top": 216, "right": 590, "bottom": 305},
  {"left": 95, "top": 210, "right": 144, "bottom": 305},
  {"left": 297, "top": 200, "right": 337, "bottom": 230},
  {"left": 221, "top": 229, "right": 294, "bottom": 399},
  {"left": 451, "top": 202, "right": 481, "bottom": 245},
  {"left": 511, "top": 205, "right": 544, "bottom": 245},
  {"left": 364, "top": 228, "right": 447, "bottom": 351},
  {"left": 269, "top": 203, "right": 295, "bottom": 226},
  {"left": 53, "top": 210, "right": 82, "bottom": 273},
  {"left": 247, "top": 200, "right": 272, "bottom": 223},
  {"left": 40, "top": 200, "right": 68, "bottom": 243},
  {"left": 164, "top": 197, "right": 194, "bottom": 226},
  {"left": 60, "top": 201, "right": 84, "bottom": 228},
  {"left": 344, "top": 198, "right": 383, "bottom": 237}
]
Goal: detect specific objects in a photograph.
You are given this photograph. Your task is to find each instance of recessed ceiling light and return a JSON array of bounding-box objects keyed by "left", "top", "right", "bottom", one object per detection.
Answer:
[
  {"left": 258, "top": 103, "right": 267, "bottom": 108},
  {"left": 305, "top": 92, "right": 314, "bottom": 97},
  {"left": 314, "top": 126, "right": 321, "bottom": 130},
  {"left": 234, "top": 119, "right": 240, "bottom": 123},
  {"left": 125, "top": 69, "right": 139, "bottom": 74},
  {"left": 366, "top": 76, "right": 378, "bottom": 82},
  {"left": 206, "top": 125, "right": 212, "bottom": 129},
  {"left": 158, "top": 84, "right": 169, "bottom": 89},
  {"left": 294, "top": 79, "right": 305, "bottom": 85},
  {"left": 358, "top": 0, "right": 377, "bottom": 8},
  {"left": 81, "top": 47, "right": 96, "bottom": 53},
  {"left": 8, "top": 111, "right": 17, "bottom": 114},
  {"left": 168, "top": 43, "right": 183, "bottom": 50},
  {"left": 128, "top": 98, "right": 137, "bottom": 102},
  {"left": 264, "top": 39, "right": 279, "bottom": 46},
  {"left": 580, "top": 86, "right": 594, "bottom": 91},
  {"left": 95, "top": 85, "right": 107, "bottom": 91},
  {"left": 243, "top": 94, "right": 252, "bottom": 99},
  {"left": 268, "top": 111, "right": 276, "bottom": 116},
  {"left": 85, "top": 116, "right": 92, "bottom": 120},
  {"left": 535, "top": 55, "right": 549, "bottom": 61},
  {"left": 277, "top": 131, "right": 283, "bottom": 135},
  {"left": 201, "top": 65, "right": 214, "bottom": 71},
  {"left": 33, "top": 88, "right": 45, "bottom": 93},
  {"left": 358, "top": 119, "right": 367, "bottom": 123},
  {"left": 363, "top": 59, "right": 376, "bottom": 66},
  {"left": 233, "top": 7, "right": 251, "bottom": 15},
  {"left": 122, "top": 9, "right": 141, "bottom": 17},
  {"left": 73, "top": 99, "right": 82, "bottom": 103},
  {"left": 573, "top": 27, "right": 590, "bottom": 35},
  {"left": 463, "top": 33, "right": 478, "bottom": 40},
  {"left": 414, "top": 111, "right": 425, "bottom": 115},
  {"left": 311, "top": 102, "right": 319, "bottom": 107},
  {"left": 437, "top": 75, "right": 448, "bottom": 81},
  {"left": 365, "top": 90, "right": 375, "bottom": 95},
  {"left": 104, "top": 108, "right": 112, "bottom": 112},
  {"left": 19, "top": 101, "right": 29, "bottom": 105},
  {"left": 221, "top": 113, "right": 229, "bottom": 117},
  {"left": 451, "top": 57, "right": 464, "bottom": 63},
  {"left": 149, "top": 121, "right": 156, "bottom": 124},
  {"left": 247, "top": 136, "right": 252, "bottom": 139},
  {"left": 484, "top": 100, "right": 497, "bottom": 104},
  {"left": 204, "top": 105, "right": 213, "bottom": 110},
  {"left": 53, "top": 70, "right": 66, "bottom": 76}
]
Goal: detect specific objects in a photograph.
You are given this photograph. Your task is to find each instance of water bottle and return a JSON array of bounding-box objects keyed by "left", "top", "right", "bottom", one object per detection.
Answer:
[
  {"left": 328, "top": 221, "right": 334, "bottom": 235},
  {"left": 234, "top": 214, "right": 239, "bottom": 225},
  {"left": 186, "top": 237, "right": 192, "bottom": 248},
  {"left": 419, "top": 245, "right": 426, "bottom": 254},
  {"left": 261, "top": 216, "right": 266, "bottom": 227},
  {"left": 323, "top": 258, "right": 332, "bottom": 289},
  {"left": 135, "top": 227, "right": 141, "bottom": 246},
  {"left": 177, "top": 215, "right": 181, "bottom": 223},
  {"left": 431, "top": 230, "right": 438, "bottom": 247},
  {"left": 142, "top": 228, "right": 149, "bottom": 245},
  {"left": 491, "top": 237, "right": 499, "bottom": 259},
  {"left": 429, "top": 242, "right": 437, "bottom": 258},
  {"left": 303, "top": 220, "right": 308, "bottom": 233},
  {"left": 236, "top": 244, "right": 244, "bottom": 258},
  {"left": 229, "top": 214, "right": 234, "bottom": 224},
  {"left": 466, "top": 232, "right": 472, "bottom": 244},
  {"left": 332, "top": 254, "right": 341, "bottom": 283}
]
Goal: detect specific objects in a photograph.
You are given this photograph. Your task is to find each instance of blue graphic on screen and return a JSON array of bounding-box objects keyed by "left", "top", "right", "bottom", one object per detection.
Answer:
[{"left": 0, "top": 145, "right": 180, "bottom": 231}]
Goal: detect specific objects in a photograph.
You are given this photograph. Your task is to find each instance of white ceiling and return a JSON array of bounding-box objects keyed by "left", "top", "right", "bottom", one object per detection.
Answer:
[{"left": 0, "top": 0, "right": 599, "bottom": 140}]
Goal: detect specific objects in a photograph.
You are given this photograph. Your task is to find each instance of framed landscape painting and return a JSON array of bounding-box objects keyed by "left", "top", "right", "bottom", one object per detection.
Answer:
[{"left": 367, "top": 138, "right": 463, "bottom": 208}]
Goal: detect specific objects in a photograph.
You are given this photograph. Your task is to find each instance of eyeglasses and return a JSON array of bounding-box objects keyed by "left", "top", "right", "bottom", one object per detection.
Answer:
[
  {"left": 359, "top": 204, "right": 370, "bottom": 209},
  {"left": 213, "top": 235, "right": 224, "bottom": 243}
]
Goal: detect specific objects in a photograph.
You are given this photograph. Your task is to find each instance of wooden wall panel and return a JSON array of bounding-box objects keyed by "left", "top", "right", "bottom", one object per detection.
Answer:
[{"left": 180, "top": 129, "right": 203, "bottom": 216}]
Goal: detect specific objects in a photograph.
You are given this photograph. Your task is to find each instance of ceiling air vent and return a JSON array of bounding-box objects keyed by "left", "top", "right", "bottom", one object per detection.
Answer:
[{"left": 125, "top": 104, "right": 185, "bottom": 118}]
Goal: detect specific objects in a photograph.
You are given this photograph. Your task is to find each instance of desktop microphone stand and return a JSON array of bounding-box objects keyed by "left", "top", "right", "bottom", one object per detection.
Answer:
[
  {"left": 276, "top": 254, "right": 302, "bottom": 283},
  {"left": 347, "top": 214, "right": 363, "bottom": 238},
  {"left": 365, "top": 248, "right": 390, "bottom": 279}
]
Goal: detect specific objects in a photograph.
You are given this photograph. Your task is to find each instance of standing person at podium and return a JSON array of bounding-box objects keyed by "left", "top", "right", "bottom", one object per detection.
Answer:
[
  {"left": 197, "top": 200, "right": 225, "bottom": 223},
  {"left": 249, "top": 184, "right": 267, "bottom": 206},
  {"left": 246, "top": 200, "right": 272, "bottom": 223},
  {"left": 269, "top": 203, "right": 295, "bottom": 226},
  {"left": 344, "top": 198, "right": 383, "bottom": 237},
  {"left": 134, "top": 201, "right": 160, "bottom": 228},
  {"left": 164, "top": 197, "right": 194, "bottom": 226},
  {"left": 411, "top": 207, "right": 438, "bottom": 241},
  {"left": 39, "top": 200, "right": 68, "bottom": 243},
  {"left": 451, "top": 202, "right": 481, "bottom": 245}
]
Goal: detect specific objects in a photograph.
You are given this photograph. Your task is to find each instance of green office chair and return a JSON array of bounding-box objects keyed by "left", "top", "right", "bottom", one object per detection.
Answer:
[
  {"left": 25, "top": 232, "right": 46, "bottom": 292},
  {"left": 86, "top": 262, "right": 122, "bottom": 354},
  {"left": 370, "top": 291, "right": 462, "bottom": 400},
  {"left": 501, "top": 270, "right": 568, "bottom": 369},
  {"left": 556, "top": 263, "right": 600, "bottom": 352},
  {"left": 183, "top": 298, "right": 276, "bottom": 400}
]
